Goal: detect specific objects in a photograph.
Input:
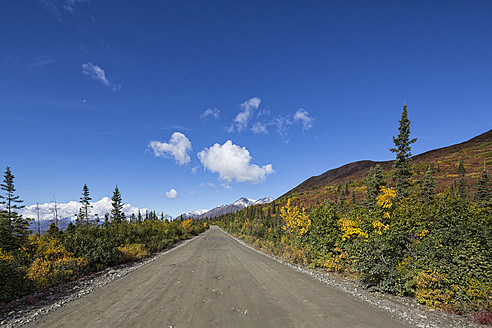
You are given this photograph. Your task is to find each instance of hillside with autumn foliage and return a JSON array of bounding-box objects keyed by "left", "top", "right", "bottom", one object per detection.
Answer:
[
  {"left": 284, "top": 128, "right": 492, "bottom": 209},
  {"left": 211, "top": 112, "right": 491, "bottom": 325}
]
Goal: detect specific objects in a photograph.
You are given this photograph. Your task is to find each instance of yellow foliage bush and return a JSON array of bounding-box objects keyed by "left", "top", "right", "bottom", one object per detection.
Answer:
[
  {"left": 376, "top": 186, "right": 396, "bottom": 209},
  {"left": 412, "top": 270, "right": 453, "bottom": 308},
  {"left": 280, "top": 198, "right": 311, "bottom": 238},
  {"left": 338, "top": 217, "right": 368, "bottom": 241},
  {"left": 0, "top": 248, "right": 14, "bottom": 263},
  {"left": 181, "top": 219, "right": 193, "bottom": 234},
  {"left": 118, "top": 243, "right": 150, "bottom": 263},
  {"left": 372, "top": 220, "right": 389, "bottom": 235},
  {"left": 322, "top": 247, "right": 346, "bottom": 273},
  {"left": 26, "top": 238, "right": 88, "bottom": 288}
]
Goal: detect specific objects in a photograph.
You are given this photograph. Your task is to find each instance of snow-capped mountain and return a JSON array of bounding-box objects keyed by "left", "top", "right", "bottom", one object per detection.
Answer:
[
  {"left": 178, "top": 209, "right": 209, "bottom": 219},
  {"left": 187, "top": 196, "right": 274, "bottom": 219},
  {"left": 20, "top": 197, "right": 151, "bottom": 221},
  {"left": 18, "top": 197, "right": 173, "bottom": 232},
  {"left": 253, "top": 197, "right": 274, "bottom": 205},
  {"left": 233, "top": 197, "right": 257, "bottom": 208}
]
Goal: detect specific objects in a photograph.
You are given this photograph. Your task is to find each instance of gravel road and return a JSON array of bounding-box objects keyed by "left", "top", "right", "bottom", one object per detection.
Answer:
[{"left": 25, "top": 226, "right": 413, "bottom": 328}]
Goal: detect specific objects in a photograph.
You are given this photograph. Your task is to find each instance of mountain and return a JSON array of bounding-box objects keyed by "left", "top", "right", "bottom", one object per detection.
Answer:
[
  {"left": 178, "top": 209, "right": 209, "bottom": 219},
  {"left": 18, "top": 197, "right": 173, "bottom": 232},
  {"left": 20, "top": 197, "right": 153, "bottom": 222},
  {"left": 190, "top": 196, "right": 273, "bottom": 219},
  {"left": 253, "top": 197, "right": 275, "bottom": 205},
  {"left": 283, "top": 129, "right": 492, "bottom": 206}
]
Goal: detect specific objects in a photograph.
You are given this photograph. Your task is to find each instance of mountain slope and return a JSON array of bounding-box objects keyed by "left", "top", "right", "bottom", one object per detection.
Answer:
[{"left": 285, "top": 129, "right": 492, "bottom": 200}]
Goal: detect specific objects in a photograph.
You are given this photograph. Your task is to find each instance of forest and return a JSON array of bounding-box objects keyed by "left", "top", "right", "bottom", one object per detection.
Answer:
[{"left": 211, "top": 106, "right": 491, "bottom": 324}]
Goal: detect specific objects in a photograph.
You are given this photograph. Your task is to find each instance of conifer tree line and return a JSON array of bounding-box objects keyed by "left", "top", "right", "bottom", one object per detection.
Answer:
[
  {"left": 213, "top": 105, "right": 491, "bottom": 323},
  {"left": 0, "top": 169, "right": 208, "bottom": 303}
]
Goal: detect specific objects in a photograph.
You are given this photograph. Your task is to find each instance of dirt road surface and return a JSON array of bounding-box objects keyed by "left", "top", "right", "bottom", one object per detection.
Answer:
[{"left": 26, "top": 226, "right": 411, "bottom": 328}]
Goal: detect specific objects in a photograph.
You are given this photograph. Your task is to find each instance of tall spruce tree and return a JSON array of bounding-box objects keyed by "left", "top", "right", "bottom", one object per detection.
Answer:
[
  {"left": 419, "top": 164, "right": 436, "bottom": 204},
  {"left": 389, "top": 105, "right": 417, "bottom": 199},
  {"left": 474, "top": 165, "right": 490, "bottom": 204},
  {"left": 0, "top": 167, "right": 28, "bottom": 251},
  {"left": 456, "top": 160, "right": 468, "bottom": 200},
  {"left": 78, "top": 184, "right": 92, "bottom": 226},
  {"left": 110, "top": 186, "right": 124, "bottom": 224}
]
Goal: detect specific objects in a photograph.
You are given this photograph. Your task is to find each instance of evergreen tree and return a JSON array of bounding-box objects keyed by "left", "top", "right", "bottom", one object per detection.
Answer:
[
  {"left": 0, "top": 167, "right": 25, "bottom": 223},
  {"left": 419, "top": 164, "right": 436, "bottom": 204},
  {"left": 474, "top": 165, "right": 491, "bottom": 204},
  {"left": 457, "top": 160, "right": 466, "bottom": 175},
  {"left": 78, "top": 184, "right": 92, "bottom": 226},
  {"left": 0, "top": 167, "right": 28, "bottom": 251},
  {"left": 456, "top": 160, "right": 468, "bottom": 200},
  {"left": 137, "top": 210, "right": 142, "bottom": 223},
  {"left": 110, "top": 186, "right": 124, "bottom": 224},
  {"left": 364, "top": 165, "right": 386, "bottom": 209},
  {"left": 389, "top": 105, "right": 417, "bottom": 199}
]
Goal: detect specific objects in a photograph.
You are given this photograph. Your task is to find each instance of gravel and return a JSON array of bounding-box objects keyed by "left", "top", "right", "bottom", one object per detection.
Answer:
[
  {"left": 227, "top": 231, "right": 486, "bottom": 328},
  {"left": 0, "top": 229, "right": 487, "bottom": 328}
]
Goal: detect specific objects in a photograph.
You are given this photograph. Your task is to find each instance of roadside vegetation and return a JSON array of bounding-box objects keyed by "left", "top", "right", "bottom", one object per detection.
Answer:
[
  {"left": 0, "top": 175, "right": 207, "bottom": 306},
  {"left": 213, "top": 106, "right": 492, "bottom": 324}
]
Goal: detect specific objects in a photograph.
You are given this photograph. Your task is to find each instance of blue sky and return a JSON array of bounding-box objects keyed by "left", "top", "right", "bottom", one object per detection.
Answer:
[{"left": 1, "top": 1, "right": 491, "bottom": 217}]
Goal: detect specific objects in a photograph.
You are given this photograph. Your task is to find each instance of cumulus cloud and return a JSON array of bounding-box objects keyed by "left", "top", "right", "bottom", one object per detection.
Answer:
[
  {"left": 81, "top": 62, "right": 121, "bottom": 91},
  {"left": 201, "top": 108, "right": 220, "bottom": 120},
  {"left": 294, "top": 108, "right": 314, "bottom": 131},
  {"left": 197, "top": 140, "right": 274, "bottom": 184},
  {"left": 229, "top": 97, "right": 261, "bottom": 132},
  {"left": 20, "top": 197, "right": 150, "bottom": 221},
  {"left": 165, "top": 189, "right": 179, "bottom": 199},
  {"left": 148, "top": 132, "right": 192, "bottom": 165}
]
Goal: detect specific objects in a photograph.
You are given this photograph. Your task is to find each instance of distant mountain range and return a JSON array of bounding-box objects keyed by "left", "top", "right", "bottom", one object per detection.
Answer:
[
  {"left": 178, "top": 197, "right": 274, "bottom": 220},
  {"left": 18, "top": 197, "right": 171, "bottom": 233}
]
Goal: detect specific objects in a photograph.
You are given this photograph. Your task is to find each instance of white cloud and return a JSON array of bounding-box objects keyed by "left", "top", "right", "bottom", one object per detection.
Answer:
[
  {"left": 30, "top": 55, "right": 57, "bottom": 67},
  {"left": 165, "top": 189, "right": 179, "bottom": 199},
  {"left": 251, "top": 122, "right": 268, "bottom": 134},
  {"left": 40, "top": 0, "right": 91, "bottom": 16},
  {"left": 148, "top": 132, "right": 192, "bottom": 165},
  {"left": 201, "top": 108, "right": 220, "bottom": 120},
  {"left": 20, "top": 197, "right": 150, "bottom": 221},
  {"left": 81, "top": 62, "right": 121, "bottom": 91},
  {"left": 229, "top": 97, "right": 261, "bottom": 132},
  {"left": 273, "top": 116, "right": 293, "bottom": 136},
  {"left": 197, "top": 140, "right": 274, "bottom": 184},
  {"left": 221, "top": 183, "right": 233, "bottom": 191},
  {"left": 294, "top": 108, "right": 314, "bottom": 131}
]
